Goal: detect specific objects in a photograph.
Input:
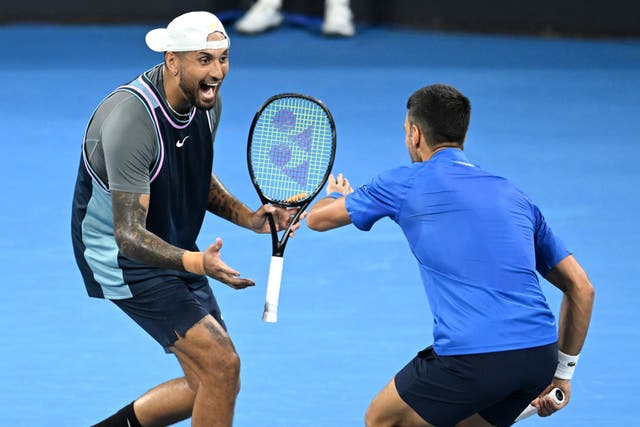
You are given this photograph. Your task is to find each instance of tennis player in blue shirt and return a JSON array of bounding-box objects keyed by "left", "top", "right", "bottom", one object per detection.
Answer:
[{"left": 306, "top": 84, "right": 594, "bottom": 427}]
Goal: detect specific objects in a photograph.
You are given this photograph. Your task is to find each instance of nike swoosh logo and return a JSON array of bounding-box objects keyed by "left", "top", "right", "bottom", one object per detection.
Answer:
[{"left": 176, "top": 135, "right": 190, "bottom": 148}]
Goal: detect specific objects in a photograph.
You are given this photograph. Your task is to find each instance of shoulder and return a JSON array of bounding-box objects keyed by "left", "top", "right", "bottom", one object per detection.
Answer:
[
  {"left": 365, "top": 163, "right": 429, "bottom": 196},
  {"left": 98, "top": 89, "right": 150, "bottom": 116},
  {"left": 97, "top": 91, "right": 157, "bottom": 155},
  {"left": 354, "top": 165, "right": 418, "bottom": 204},
  {"left": 99, "top": 90, "right": 155, "bottom": 130},
  {"left": 88, "top": 91, "right": 153, "bottom": 138},
  {"left": 373, "top": 164, "right": 418, "bottom": 186}
]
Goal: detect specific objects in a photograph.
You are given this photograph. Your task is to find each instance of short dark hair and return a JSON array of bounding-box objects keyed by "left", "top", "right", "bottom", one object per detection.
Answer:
[{"left": 406, "top": 84, "right": 471, "bottom": 147}]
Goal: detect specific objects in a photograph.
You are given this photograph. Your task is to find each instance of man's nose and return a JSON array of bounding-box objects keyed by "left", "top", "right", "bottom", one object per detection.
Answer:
[{"left": 209, "top": 60, "right": 224, "bottom": 80}]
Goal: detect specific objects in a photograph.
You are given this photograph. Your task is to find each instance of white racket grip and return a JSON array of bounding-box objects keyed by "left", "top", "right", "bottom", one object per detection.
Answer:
[
  {"left": 515, "top": 387, "right": 564, "bottom": 422},
  {"left": 262, "top": 256, "right": 284, "bottom": 323}
]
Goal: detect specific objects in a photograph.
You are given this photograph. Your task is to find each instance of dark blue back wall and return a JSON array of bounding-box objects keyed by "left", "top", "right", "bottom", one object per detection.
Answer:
[{"left": 2, "top": 0, "right": 639, "bottom": 37}]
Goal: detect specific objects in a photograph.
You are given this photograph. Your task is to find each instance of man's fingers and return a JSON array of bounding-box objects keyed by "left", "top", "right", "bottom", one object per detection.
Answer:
[
  {"left": 214, "top": 260, "right": 241, "bottom": 277},
  {"left": 535, "top": 388, "right": 565, "bottom": 417},
  {"left": 207, "top": 238, "right": 223, "bottom": 253},
  {"left": 233, "top": 278, "right": 256, "bottom": 288},
  {"left": 222, "top": 276, "right": 255, "bottom": 289},
  {"left": 262, "top": 204, "right": 275, "bottom": 214},
  {"left": 284, "top": 193, "right": 307, "bottom": 203},
  {"left": 211, "top": 267, "right": 255, "bottom": 288},
  {"left": 326, "top": 172, "right": 352, "bottom": 194}
]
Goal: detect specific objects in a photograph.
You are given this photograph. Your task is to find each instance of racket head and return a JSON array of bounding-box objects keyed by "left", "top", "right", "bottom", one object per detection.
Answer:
[{"left": 247, "top": 93, "right": 336, "bottom": 207}]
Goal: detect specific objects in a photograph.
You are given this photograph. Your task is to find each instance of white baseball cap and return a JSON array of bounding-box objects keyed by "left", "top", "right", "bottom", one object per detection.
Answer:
[{"left": 145, "top": 11, "right": 230, "bottom": 52}]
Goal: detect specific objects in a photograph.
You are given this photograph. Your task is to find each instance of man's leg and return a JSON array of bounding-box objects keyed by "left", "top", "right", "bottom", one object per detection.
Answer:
[
  {"left": 93, "top": 331, "right": 219, "bottom": 427},
  {"left": 365, "top": 378, "right": 432, "bottom": 427},
  {"left": 96, "top": 278, "right": 236, "bottom": 426},
  {"left": 365, "top": 378, "right": 495, "bottom": 427},
  {"left": 169, "top": 314, "right": 240, "bottom": 427},
  {"left": 455, "top": 415, "right": 494, "bottom": 427},
  {"left": 131, "top": 363, "right": 196, "bottom": 426},
  {"left": 92, "top": 375, "right": 194, "bottom": 427}
]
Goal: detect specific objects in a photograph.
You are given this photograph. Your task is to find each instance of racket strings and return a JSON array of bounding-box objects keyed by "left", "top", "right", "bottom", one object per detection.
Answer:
[{"left": 250, "top": 97, "right": 334, "bottom": 204}]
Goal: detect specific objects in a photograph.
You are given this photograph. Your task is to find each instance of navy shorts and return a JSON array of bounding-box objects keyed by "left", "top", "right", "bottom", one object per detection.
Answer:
[
  {"left": 395, "top": 342, "right": 558, "bottom": 427},
  {"left": 112, "top": 275, "right": 227, "bottom": 353}
]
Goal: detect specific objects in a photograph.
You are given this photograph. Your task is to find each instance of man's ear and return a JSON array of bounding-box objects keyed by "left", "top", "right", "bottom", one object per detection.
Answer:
[
  {"left": 165, "top": 52, "right": 179, "bottom": 76},
  {"left": 411, "top": 123, "right": 422, "bottom": 149}
]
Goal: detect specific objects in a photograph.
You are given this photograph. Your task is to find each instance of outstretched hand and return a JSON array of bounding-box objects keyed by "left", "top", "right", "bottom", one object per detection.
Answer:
[
  {"left": 203, "top": 238, "right": 255, "bottom": 289},
  {"left": 249, "top": 204, "right": 304, "bottom": 236},
  {"left": 326, "top": 173, "right": 354, "bottom": 196}
]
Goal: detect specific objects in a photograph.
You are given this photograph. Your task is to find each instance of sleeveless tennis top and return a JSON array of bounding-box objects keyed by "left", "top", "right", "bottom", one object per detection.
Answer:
[{"left": 71, "top": 65, "right": 219, "bottom": 299}]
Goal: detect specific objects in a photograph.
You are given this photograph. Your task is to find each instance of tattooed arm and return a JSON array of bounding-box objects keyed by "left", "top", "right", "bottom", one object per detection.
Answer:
[
  {"left": 112, "top": 190, "right": 254, "bottom": 287},
  {"left": 207, "top": 174, "right": 303, "bottom": 235},
  {"left": 207, "top": 174, "right": 255, "bottom": 229},
  {"left": 112, "top": 190, "right": 185, "bottom": 270}
]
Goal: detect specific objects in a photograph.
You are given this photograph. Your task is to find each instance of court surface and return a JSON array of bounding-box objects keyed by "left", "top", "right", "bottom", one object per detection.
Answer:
[{"left": 0, "top": 19, "right": 638, "bottom": 426}]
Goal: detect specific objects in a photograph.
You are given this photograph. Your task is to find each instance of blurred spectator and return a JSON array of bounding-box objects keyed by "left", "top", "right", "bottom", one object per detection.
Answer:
[{"left": 235, "top": 0, "right": 355, "bottom": 37}]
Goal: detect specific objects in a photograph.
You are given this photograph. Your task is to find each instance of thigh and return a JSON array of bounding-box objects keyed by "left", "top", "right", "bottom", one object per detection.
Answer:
[
  {"left": 367, "top": 378, "right": 432, "bottom": 427},
  {"left": 394, "top": 346, "right": 481, "bottom": 426},
  {"left": 171, "top": 313, "right": 236, "bottom": 363},
  {"left": 478, "top": 343, "right": 557, "bottom": 426},
  {"left": 112, "top": 275, "right": 226, "bottom": 352},
  {"left": 395, "top": 344, "right": 557, "bottom": 427}
]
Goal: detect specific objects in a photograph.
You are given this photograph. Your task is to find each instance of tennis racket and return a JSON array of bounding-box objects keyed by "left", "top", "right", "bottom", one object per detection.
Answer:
[
  {"left": 247, "top": 93, "right": 336, "bottom": 322},
  {"left": 515, "top": 387, "right": 565, "bottom": 422}
]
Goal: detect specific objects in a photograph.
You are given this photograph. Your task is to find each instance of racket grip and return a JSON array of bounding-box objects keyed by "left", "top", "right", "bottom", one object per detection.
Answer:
[
  {"left": 262, "top": 256, "right": 284, "bottom": 323},
  {"left": 514, "top": 387, "right": 564, "bottom": 422}
]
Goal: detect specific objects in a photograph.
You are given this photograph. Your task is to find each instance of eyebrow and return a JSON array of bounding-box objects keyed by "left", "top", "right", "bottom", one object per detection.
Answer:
[{"left": 198, "top": 49, "right": 229, "bottom": 57}]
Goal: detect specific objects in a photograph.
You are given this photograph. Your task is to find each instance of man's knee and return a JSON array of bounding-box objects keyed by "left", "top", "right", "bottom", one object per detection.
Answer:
[
  {"left": 177, "top": 350, "right": 240, "bottom": 399},
  {"left": 365, "top": 381, "right": 432, "bottom": 427},
  {"left": 206, "top": 347, "right": 240, "bottom": 379},
  {"left": 365, "top": 402, "right": 386, "bottom": 427},
  {"left": 174, "top": 317, "right": 241, "bottom": 386},
  {"left": 193, "top": 337, "right": 240, "bottom": 386}
]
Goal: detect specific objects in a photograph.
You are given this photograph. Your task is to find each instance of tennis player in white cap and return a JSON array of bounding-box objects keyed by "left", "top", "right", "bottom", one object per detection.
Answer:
[{"left": 71, "top": 11, "right": 300, "bottom": 427}]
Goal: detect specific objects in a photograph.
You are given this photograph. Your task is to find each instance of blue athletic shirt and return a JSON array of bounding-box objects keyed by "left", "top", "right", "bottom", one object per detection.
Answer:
[{"left": 345, "top": 148, "right": 569, "bottom": 355}]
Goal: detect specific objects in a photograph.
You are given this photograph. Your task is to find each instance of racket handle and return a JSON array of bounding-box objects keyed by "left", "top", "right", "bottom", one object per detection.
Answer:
[
  {"left": 262, "top": 256, "right": 284, "bottom": 323},
  {"left": 514, "top": 387, "right": 564, "bottom": 422}
]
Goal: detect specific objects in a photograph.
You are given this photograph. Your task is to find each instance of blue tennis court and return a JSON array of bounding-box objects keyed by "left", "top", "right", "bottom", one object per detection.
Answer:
[{"left": 0, "top": 21, "right": 638, "bottom": 426}]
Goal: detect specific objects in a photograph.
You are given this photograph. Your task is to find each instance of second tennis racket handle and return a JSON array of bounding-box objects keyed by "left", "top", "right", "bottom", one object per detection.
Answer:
[
  {"left": 262, "top": 256, "right": 284, "bottom": 323},
  {"left": 514, "top": 387, "right": 564, "bottom": 422}
]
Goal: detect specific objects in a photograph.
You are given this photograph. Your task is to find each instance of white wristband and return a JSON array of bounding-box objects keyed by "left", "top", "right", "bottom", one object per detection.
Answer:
[{"left": 555, "top": 350, "right": 579, "bottom": 380}]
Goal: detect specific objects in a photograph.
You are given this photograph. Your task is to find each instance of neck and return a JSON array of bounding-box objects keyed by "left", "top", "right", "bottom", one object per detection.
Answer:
[
  {"left": 421, "top": 143, "right": 461, "bottom": 162},
  {"left": 162, "top": 66, "right": 192, "bottom": 117}
]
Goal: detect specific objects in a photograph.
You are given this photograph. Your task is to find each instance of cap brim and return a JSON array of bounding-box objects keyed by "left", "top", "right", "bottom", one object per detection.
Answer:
[{"left": 145, "top": 28, "right": 168, "bottom": 52}]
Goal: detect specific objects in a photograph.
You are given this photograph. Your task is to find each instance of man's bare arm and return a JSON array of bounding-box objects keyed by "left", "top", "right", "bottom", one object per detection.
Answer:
[
  {"left": 207, "top": 174, "right": 302, "bottom": 234},
  {"left": 112, "top": 190, "right": 185, "bottom": 270},
  {"left": 531, "top": 255, "right": 595, "bottom": 416},
  {"left": 111, "top": 190, "right": 253, "bottom": 287},
  {"left": 207, "top": 174, "right": 254, "bottom": 228},
  {"left": 545, "top": 255, "right": 595, "bottom": 356},
  {"left": 306, "top": 173, "right": 354, "bottom": 231}
]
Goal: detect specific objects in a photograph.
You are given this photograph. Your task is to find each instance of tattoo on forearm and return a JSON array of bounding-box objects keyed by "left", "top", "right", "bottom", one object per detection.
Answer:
[
  {"left": 112, "top": 191, "right": 185, "bottom": 271},
  {"left": 207, "top": 175, "right": 251, "bottom": 226}
]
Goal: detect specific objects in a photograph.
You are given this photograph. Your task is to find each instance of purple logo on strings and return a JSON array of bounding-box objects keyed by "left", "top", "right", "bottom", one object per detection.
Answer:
[
  {"left": 273, "top": 109, "right": 296, "bottom": 132},
  {"left": 268, "top": 108, "right": 313, "bottom": 186}
]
